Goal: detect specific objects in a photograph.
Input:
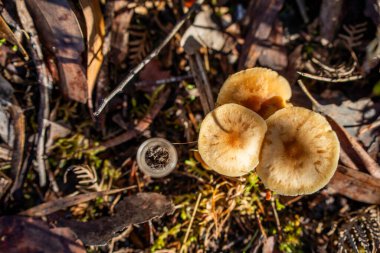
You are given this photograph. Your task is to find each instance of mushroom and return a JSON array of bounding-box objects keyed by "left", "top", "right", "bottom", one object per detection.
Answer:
[
  {"left": 216, "top": 67, "right": 291, "bottom": 118},
  {"left": 198, "top": 103, "right": 267, "bottom": 177},
  {"left": 256, "top": 107, "right": 340, "bottom": 196}
]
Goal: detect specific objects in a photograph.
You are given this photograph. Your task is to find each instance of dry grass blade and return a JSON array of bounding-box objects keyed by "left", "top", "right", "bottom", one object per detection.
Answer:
[
  {"left": 0, "top": 14, "right": 28, "bottom": 59},
  {"left": 19, "top": 186, "right": 136, "bottom": 217},
  {"left": 181, "top": 193, "right": 202, "bottom": 253}
]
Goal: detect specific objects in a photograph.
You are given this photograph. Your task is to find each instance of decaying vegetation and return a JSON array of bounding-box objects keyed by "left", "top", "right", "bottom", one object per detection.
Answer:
[{"left": 0, "top": 0, "right": 380, "bottom": 252}]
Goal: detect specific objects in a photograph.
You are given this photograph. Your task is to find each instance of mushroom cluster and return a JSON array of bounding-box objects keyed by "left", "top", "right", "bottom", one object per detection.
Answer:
[{"left": 198, "top": 67, "right": 340, "bottom": 196}]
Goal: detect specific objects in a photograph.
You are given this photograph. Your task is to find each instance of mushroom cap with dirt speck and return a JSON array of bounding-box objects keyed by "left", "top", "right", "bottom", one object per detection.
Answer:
[
  {"left": 216, "top": 67, "right": 292, "bottom": 118},
  {"left": 198, "top": 103, "right": 267, "bottom": 177},
  {"left": 256, "top": 106, "right": 340, "bottom": 196}
]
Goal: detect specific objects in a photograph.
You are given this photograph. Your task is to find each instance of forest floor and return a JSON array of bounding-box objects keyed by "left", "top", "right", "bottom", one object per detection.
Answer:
[{"left": 0, "top": 0, "right": 380, "bottom": 252}]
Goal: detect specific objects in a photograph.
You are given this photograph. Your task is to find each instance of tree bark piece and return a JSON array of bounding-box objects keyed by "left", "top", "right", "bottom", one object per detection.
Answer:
[
  {"left": 328, "top": 165, "right": 380, "bottom": 204},
  {"left": 319, "top": 0, "right": 344, "bottom": 43}
]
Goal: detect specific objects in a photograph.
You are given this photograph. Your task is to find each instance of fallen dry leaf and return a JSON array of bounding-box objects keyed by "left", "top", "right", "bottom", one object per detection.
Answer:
[
  {"left": 0, "top": 172, "right": 11, "bottom": 200},
  {"left": 137, "top": 59, "right": 171, "bottom": 92},
  {"left": 58, "top": 192, "right": 175, "bottom": 246},
  {"left": 181, "top": 8, "right": 235, "bottom": 54},
  {"left": 326, "top": 116, "right": 380, "bottom": 179},
  {"left": 257, "top": 19, "right": 287, "bottom": 71},
  {"left": 25, "top": 0, "right": 88, "bottom": 103},
  {"left": 328, "top": 165, "right": 380, "bottom": 204},
  {"left": 0, "top": 101, "right": 14, "bottom": 146},
  {"left": 45, "top": 120, "right": 71, "bottom": 152},
  {"left": 238, "top": 0, "right": 284, "bottom": 69},
  {"left": 0, "top": 74, "right": 14, "bottom": 101},
  {"left": 110, "top": 1, "right": 134, "bottom": 65},
  {"left": 79, "top": 0, "right": 105, "bottom": 103},
  {"left": 0, "top": 216, "right": 85, "bottom": 253},
  {"left": 8, "top": 103, "right": 25, "bottom": 194}
]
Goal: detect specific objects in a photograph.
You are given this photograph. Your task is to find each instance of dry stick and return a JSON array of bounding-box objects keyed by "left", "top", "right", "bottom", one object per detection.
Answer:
[
  {"left": 297, "top": 71, "right": 362, "bottom": 83},
  {"left": 271, "top": 199, "right": 282, "bottom": 240},
  {"left": 16, "top": 0, "right": 52, "bottom": 187},
  {"left": 295, "top": 0, "right": 309, "bottom": 23},
  {"left": 19, "top": 185, "right": 137, "bottom": 217},
  {"left": 255, "top": 211, "right": 267, "bottom": 240},
  {"left": 134, "top": 74, "right": 193, "bottom": 88},
  {"left": 195, "top": 52, "right": 214, "bottom": 110},
  {"left": 94, "top": 0, "right": 204, "bottom": 116},
  {"left": 181, "top": 193, "right": 202, "bottom": 253},
  {"left": 297, "top": 80, "right": 322, "bottom": 107},
  {"left": 188, "top": 54, "right": 211, "bottom": 114}
]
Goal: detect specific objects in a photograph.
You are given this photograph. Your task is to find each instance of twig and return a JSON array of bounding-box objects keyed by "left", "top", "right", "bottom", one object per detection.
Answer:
[
  {"left": 108, "top": 226, "right": 133, "bottom": 253},
  {"left": 134, "top": 74, "right": 193, "bottom": 88},
  {"left": 188, "top": 54, "right": 211, "bottom": 114},
  {"left": 297, "top": 71, "right": 363, "bottom": 83},
  {"left": 295, "top": 0, "right": 309, "bottom": 23},
  {"left": 195, "top": 52, "right": 214, "bottom": 111},
  {"left": 297, "top": 80, "right": 322, "bottom": 107},
  {"left": 181, "top": 192, "right": 202, "bottom": 253},
  {"left": 94, "top": 0, "right": 204, "bottom": 116},
  {"left": 16, "top": 0, "right": 52, "bottom": 187},
  {"left": 284, "top": 195, "right": 304, "bottom": 206},
  {"left": 271, "top": 199, "right": 282, "bottom": 240},
  {"left": 93, "top": 0, "right": 115, "bottom": 124},
  {"left": 255, "top": 211, "right": 267, "bottom": 240},
  {"left": 19, "top": 185, "right": 137, "bottom": 216}
]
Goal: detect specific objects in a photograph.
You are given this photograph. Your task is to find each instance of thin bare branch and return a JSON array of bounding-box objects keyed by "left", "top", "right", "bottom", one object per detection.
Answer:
[
  {"left": 16, "top": 0, "right": 52, "bottom": 187},
  {"left": 94, "top": 1, "right": 204, "bottom": 116}
]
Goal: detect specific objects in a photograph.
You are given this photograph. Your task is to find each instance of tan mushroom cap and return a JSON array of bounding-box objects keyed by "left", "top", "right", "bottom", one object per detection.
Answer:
[
  {"left": 198, "top": 103, "right": 267, "bottom": 177},
  {"left": 256, "top": 107, "right": 340, "bottom": 196},
  {"left": 216, "top": 68, "right": 292, "bottom": 116}
]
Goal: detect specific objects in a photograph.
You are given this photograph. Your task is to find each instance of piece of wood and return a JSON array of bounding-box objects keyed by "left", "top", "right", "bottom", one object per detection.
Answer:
[
  {"left": 19, "top": 186, "right": 136, "bottom": 217},
  {"left": 328, "top": 165, "right": 380, "bottom": 204},
  {"left": 319, "top": 0, "right": 344, "bottom": 43}
]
